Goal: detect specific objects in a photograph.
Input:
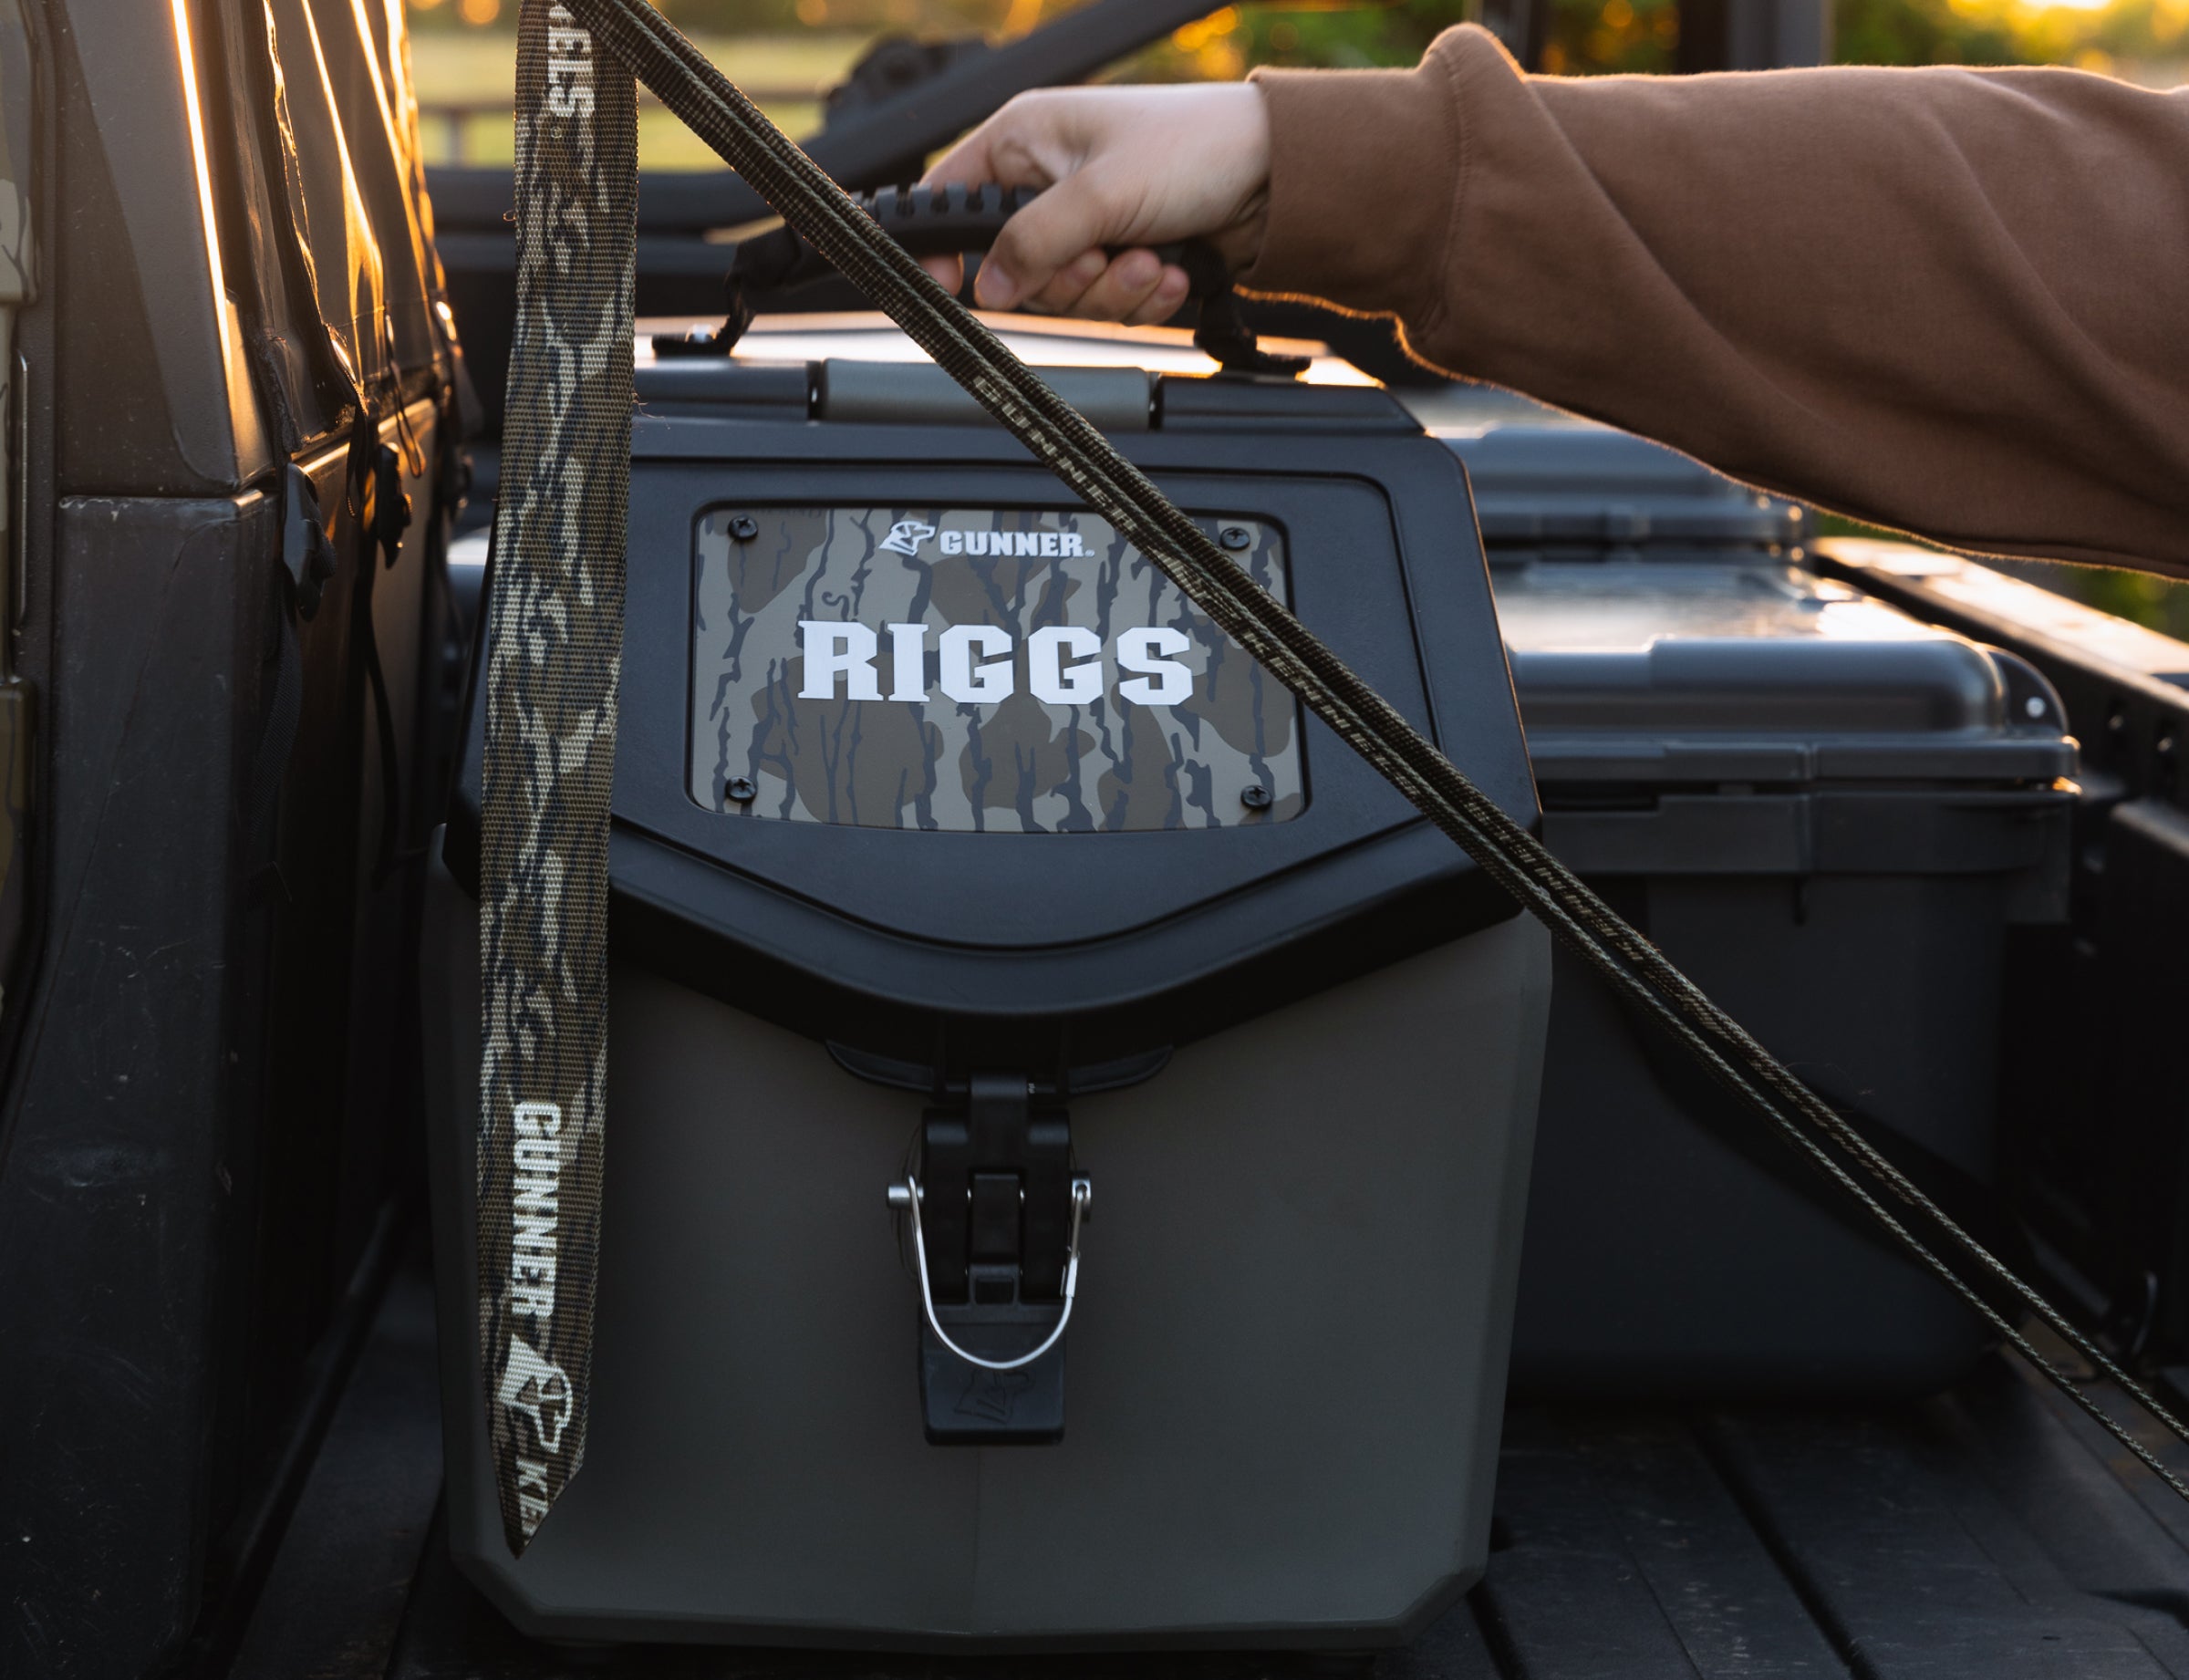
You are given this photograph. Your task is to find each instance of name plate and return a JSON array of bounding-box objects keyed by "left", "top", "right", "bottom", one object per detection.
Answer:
[{"left": 689, "top": 505, "right": 1306, "bottom": 833}]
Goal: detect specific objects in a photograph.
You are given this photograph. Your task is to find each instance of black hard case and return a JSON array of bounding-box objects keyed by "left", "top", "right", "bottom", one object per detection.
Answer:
[{"left": 1464, "top": 434, "right": 2075, "bottom": 1395}]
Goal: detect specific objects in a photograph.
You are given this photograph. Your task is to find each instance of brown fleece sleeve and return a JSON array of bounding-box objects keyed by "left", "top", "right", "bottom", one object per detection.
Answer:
[{"left": 1241, "top": 27, "right": 2189, "bottom": 576}]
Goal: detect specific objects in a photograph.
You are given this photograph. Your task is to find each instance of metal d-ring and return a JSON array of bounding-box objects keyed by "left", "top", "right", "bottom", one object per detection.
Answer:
[{"left": 889, "top": 1172, "right": 1090, "bottom": 1373}]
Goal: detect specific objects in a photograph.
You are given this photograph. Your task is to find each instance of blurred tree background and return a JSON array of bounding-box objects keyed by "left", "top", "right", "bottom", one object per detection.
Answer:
[
  {"left": 405, "top": 0, "right": 2189, "bottom": 636},
  {"left": 406, "top": 0, "right": 2189, "bottom": 167},
  {"left": 408, "top": 0, "right": 2189, "bottom": 78}
]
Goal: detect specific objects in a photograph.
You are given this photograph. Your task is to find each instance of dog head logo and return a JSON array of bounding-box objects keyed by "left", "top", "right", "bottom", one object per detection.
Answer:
[
  {"left": 877, "top": 519, "right": 938, "bottom": 557},
  {"left": 497, "top": 1335, "right": 575, "bottom": 1455}
]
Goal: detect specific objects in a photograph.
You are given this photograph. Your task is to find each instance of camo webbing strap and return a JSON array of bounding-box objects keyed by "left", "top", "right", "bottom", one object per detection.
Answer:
[
  {"left": 480, "top": 0, "right": 2189, "bottom": 1547},
  {"left": 477, "top": 0, "right": 634, "bottom": 1555}
]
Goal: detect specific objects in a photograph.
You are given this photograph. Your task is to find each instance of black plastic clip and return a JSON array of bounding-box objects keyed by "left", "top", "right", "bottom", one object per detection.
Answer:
[
  {"left": 279, "top": 463, "right": 339, "bottom": 621},
  {"left": 1172, "top": 243, "right": 1311, "bottom": 380},
  {"left": 887, "top": 1071, "right": 1089, "bottom": 1444}
]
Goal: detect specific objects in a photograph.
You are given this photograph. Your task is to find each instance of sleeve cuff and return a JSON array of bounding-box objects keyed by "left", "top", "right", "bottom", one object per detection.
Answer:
[{"left": 1239, "top": 26, "right": 1500, "bottom": 319}]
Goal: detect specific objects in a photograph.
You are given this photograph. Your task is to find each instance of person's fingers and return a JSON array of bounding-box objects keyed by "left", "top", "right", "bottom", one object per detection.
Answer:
[
  {"left": 1122, "top": 264, "right": 1191, "bottom": 328},
  {"left": 1022, "top": 249, "right": 1108, "bottom": 316},
  {"left": 920, "top": 120, "right": 1007, "bottom": 198},
  {"left": 975, "top": 164, "right": 1132, "bottom": 310},
  {"left": 1061, "top": 247, "right": 1165, "bottom": 323},
  {"left": 918, "top": 84, "right": 1272, "bottom": 315},
  {"left": 918, "top": 254, "right": 966, "bottom": 294},
  {"left": 927, "top": 102, "right": 1092, "bottom": 310}
]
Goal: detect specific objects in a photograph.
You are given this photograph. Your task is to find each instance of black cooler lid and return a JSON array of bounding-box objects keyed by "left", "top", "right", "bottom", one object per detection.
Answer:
[
  {"left": 451, "top": 324, "right": 1538, "bottom": 1072},
  {"left": 1501, "top": 560, "right": 2078, "bottom": 787}
]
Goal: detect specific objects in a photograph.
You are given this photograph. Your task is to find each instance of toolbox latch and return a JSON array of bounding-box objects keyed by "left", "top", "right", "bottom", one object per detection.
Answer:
[{"left": 887, "top": 1071, "right": 1089, "bottom": 1445}]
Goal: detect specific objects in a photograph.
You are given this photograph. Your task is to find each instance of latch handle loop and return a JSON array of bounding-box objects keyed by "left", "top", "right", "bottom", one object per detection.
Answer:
[{"left": 892, "top": 1174, "right": 1089, "bottom": 1372}]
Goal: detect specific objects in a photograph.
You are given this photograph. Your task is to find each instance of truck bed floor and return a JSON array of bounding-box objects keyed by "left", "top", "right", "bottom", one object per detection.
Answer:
[{"left": 223, "top": 1260, "right": 2189, "bottom": 1680}]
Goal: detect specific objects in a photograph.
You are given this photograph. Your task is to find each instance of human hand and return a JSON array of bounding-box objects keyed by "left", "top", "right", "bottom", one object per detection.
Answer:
[{"left": 918, "top": 82, "right": 1271, "bottom": 324}]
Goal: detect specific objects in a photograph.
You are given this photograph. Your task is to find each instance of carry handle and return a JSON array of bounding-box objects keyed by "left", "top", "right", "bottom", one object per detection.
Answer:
[
  {"left": 690, "top": 184, "right": 1308, "bottom": 379},
  {"left": 849, "top": 182, "right": 1053, "bottom": 264},
  {"left": 728, "top": 182, "right": 1170, "bottom": 292}
]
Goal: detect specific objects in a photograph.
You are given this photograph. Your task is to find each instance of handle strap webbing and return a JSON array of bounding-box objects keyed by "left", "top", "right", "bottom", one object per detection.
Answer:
[{"left": 476, "top": 0, "right": 635, "bottom": 1556}]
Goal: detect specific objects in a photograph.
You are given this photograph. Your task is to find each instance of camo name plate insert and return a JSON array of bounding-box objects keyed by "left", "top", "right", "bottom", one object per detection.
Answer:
[{"left": 690, "top": 505, "right": 1306, "bottom": 833}]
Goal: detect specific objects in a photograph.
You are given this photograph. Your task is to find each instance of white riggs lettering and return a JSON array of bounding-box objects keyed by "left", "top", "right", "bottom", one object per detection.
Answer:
[
  {"left": 1029, "top": 627, "right": 1101, "bottom": 705},
  {"left": 939, "top": 625, "right": 1013, "bottom": 703},
  {"left": 801, "top": 624, "right": 884, "bottom": 702},
  {"left": 799, "top": 621, "right": 1194, "bottom": 707},
  {"left": 1116, "top": 627, "right": 1193, "bottom": 706}
]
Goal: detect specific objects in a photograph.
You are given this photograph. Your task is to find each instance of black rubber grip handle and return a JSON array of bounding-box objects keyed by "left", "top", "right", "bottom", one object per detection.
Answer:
[
  {"left": 854, "top": 182, "right": 1048, "bottom": 259},
  {"left": 710, "top": 182, "right": 1302, "bottom": 377},
  {"left": 726, "top": 182, "right": 1214, "bottom": 296},
  {"left": 854, "top": 184, "right": 1213, "bottom": 282}
]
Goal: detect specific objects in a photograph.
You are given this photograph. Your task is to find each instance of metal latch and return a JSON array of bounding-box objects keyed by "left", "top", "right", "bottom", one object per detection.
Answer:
[{"left": 886, "top": 1071, "right": 1090, "bottom": 1444}]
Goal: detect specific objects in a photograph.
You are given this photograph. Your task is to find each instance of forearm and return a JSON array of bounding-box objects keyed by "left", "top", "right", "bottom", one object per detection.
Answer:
[{"left": 1242, "top": 29, "right": 2189, "bottom": 575}]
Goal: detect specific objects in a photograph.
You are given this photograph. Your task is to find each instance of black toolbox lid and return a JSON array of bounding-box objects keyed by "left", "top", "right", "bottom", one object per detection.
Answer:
[
  {"left": 1499, "top": 561, "right": 2078, "bottom": 889},
  {"left": 1499, "top": 560, "right": 2077, "bottom": 787},
  {"left": 1443, "top": 425, "right": 1804, "bottom": 556},
  {"left": 452, "top": 322, "right": 1537, "bottom": 1070}
]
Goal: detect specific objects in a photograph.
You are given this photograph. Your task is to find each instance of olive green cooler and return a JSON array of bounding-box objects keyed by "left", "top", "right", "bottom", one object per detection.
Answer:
[{"left": 423, "top": 367, "right": 1551, "bottom": 1649}]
